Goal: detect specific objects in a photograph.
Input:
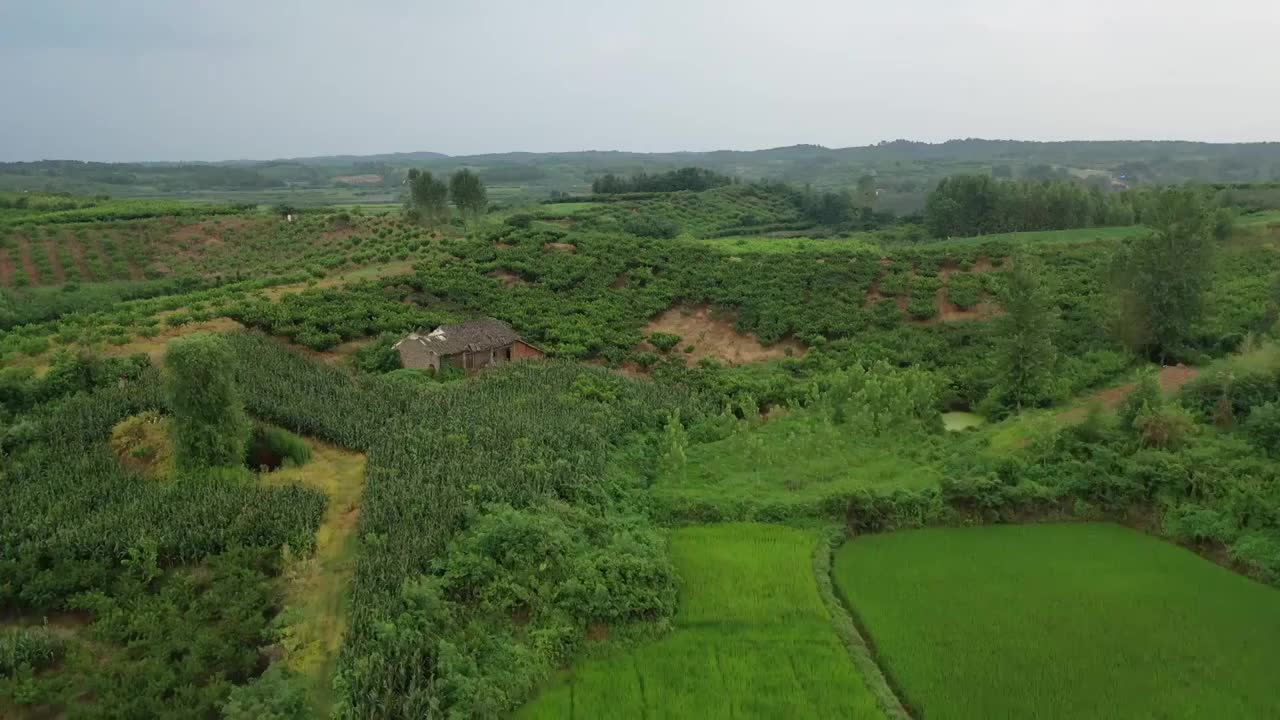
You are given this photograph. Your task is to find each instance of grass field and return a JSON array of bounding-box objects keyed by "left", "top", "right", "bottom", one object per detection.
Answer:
[
  {"left": 536, "top": 201, "right": 602, "bottom": 218},
  {"left": 264, "top": 441, "right": 366, "bottom": 715},
  {"left": 694, "top": 224, "right": 1142, "bottom": 255},
  {"left": 1237, "top": 208, "right": 1280, "bottom": 226},
  {"left": 518, "top": 524, "right": 884, "bottom": 719},
  {"left": 652, "top": 412, "right": 941, "bottom": 520},
  {"left": 834, "top": 523, "right": 1280, "bottom": 719},
  {"left": 916, "top": 224, "right": 1144, "bottom": 250},
  {"left": 695, "top": 235, "right": 882, "bottom": 254}
]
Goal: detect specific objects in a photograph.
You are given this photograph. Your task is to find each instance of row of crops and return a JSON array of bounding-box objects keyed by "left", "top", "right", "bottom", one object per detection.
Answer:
[
  {"left": 0, "top": 209, "right": 436, "bottom": 291},
  {"left": 216, "top": 333, "right": 712, "bottom": 717}
]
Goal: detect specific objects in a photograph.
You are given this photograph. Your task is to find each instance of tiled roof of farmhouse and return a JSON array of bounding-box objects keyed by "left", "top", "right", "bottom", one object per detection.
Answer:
[{"left": 396, "top": 318, "right": 520, "bottom": 355}]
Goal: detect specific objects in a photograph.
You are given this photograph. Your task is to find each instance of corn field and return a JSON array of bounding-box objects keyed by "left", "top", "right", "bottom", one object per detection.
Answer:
[{"left": 217, "top": 331, "right": 706, "bottom": 718}]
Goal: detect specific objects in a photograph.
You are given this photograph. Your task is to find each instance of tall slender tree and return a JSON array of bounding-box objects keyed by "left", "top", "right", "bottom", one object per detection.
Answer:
[
  {"left": 984, "top": 253, "right": 1058, "bottom": 415},
  {"left": 1113, "top": 187, "right": 1216, "bottom": 361},
  {"left": 449, "top": 168, "right": 488, "bottom": 223},
  {"left": 405, "top": 168, "right": 449, "bottom": 228}
]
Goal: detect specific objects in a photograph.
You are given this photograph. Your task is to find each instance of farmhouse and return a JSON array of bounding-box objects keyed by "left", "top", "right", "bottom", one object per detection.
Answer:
[{"left": 394, "top": 318, "right": 543, "bottom": 372}]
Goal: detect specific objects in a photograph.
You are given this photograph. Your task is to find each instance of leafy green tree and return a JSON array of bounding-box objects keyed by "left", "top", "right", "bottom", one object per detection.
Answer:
[
  {"left": 449, "top": 168, "right": 488, "bottom": 222},
  {"left": 983, "top": 253, "right": 1058, "bottom": 414},
  {"left": 855, "top": 174, "right": 877, "bottom": 208},
  {"left": 165, "top": 333, "right": 250, "bottom": 470},
  {"left": 405, "top": 168, "right": 449, "bottom": 227},
  {"left": 1113, "top": 187, "right": 1216, "bottom": 361}
]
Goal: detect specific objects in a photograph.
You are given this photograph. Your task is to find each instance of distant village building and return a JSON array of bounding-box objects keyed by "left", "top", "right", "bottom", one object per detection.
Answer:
[{"left": 394, "top": 318, "right": 543, "bottom": 372}]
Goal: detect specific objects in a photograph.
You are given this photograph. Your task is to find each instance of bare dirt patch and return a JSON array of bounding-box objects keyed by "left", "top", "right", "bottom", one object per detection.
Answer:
[
  {"left": 489, "top": 269, "right": 528, "bottom": 287},
  {"left": 935, "top": 298, "right": 1002, "bottom": 323},
  {"left": 643, "top": 305, "right": 805, "bottom": 366},
  {"left": 544, "top": 242, "right": 577, "bottom": 253},
  {"left": 16, "top": 236, "right": 41, "bottom": 285},
  {"left": 103, "top": 318, "right": 246, "bottom": 364},
  {"left": 1059, "top": 365, "right": 1202, "bottom": 422},
  {"left": 261, "top": 261, "right": 416, "bottom": 301},
  {"left": 586, "top": 622, "right": 610, "bottom": 643}
]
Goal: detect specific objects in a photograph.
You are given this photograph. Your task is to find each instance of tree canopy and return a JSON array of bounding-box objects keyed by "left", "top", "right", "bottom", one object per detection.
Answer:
[
  {"left": 1113, "top": 187, "right": 1218, "bottom": 361},
  {"left": 164, "top": 332, "right": 250, "bottom": 470}
]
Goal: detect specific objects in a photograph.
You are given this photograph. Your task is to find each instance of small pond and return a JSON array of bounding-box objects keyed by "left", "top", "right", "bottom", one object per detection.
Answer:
[{"left": 941, "top": 411, "right": 986, "bottom": 432}]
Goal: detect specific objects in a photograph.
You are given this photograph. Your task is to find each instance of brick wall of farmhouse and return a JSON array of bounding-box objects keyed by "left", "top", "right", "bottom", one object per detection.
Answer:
[{"left": 512, "top": 340, "right": 544, "bottom": 360}]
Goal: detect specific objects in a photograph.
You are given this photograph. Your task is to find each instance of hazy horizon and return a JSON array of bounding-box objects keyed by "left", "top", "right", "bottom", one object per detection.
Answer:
[{"left": 3, "top": 0, "right": 1278, "bottom": 163}]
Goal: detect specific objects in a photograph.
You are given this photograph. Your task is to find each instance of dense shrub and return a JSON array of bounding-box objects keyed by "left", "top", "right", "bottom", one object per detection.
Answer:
[
  {"left": 1243, "top": 401, "right": 1280, "bottom": 456},
  {"left": 222, "top": 665, "right": 310, "bottom": 720},
  {"left": 623, "top": 214, "right": 680, "bottom": 238},
  {"left": 246, "top": 423, "right": 311, "bottom": 470},
  {"left": 165, "top": 333, "right": 251, "bottom": 470},
  {"left": 648, "top": 332, "right": 682, "bottom": 353},
  {"left": 0, "top": 627, "right": 66, "bottom": 676}
]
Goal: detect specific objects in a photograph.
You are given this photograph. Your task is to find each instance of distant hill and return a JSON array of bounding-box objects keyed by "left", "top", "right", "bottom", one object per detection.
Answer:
[{"left": 2, "top": 140, "right": 1278, "bottom": 210}]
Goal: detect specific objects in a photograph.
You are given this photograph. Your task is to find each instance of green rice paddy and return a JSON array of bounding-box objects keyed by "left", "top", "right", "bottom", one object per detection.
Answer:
[
  {"left": 834, "top": 523, "right": 1280, "bottom": 719},
  {"left": 518, "top": 524, "right": 884, "bottom": 719}
]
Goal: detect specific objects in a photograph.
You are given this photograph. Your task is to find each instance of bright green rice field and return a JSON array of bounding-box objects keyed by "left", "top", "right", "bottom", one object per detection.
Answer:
[
  {"left": 834, "top": 523, "right": 1280, "bottom": 719},
  {"left": 518, "top": 524, "right": 884, "bottom": 719}
]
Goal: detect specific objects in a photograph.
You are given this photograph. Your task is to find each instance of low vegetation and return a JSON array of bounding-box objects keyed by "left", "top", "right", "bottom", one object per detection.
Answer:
[
  {"left": 518, "top": 524, "right": 885, "bottom": 719},
  {"left": 835, "top": 524, "right": 1280, "bottom": 719},
  {"left": 5, "top": 163, "right": 1280, "bottom": 718}
]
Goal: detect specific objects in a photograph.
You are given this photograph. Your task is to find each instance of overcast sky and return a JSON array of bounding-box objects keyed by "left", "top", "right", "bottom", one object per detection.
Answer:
[{"left": 2, "top": 0, "right": 1278, "bottom": 162}]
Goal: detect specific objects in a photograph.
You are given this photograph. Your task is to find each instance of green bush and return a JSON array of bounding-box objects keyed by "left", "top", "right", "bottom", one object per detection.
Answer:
[
  {"left": 623, "top": 215, "right": 680, "bottom": 238},
  {"left": 0, "top": 627, "right": 66, "bottom": 676},
  {"left": 221, "top": 664, "right": 310, "bottom": 720},
  {"left": 246, "top": 424, "right": 311, "bottom": 470},
  {"left": 1242, "top": 401, "right": 1280, "bottom": 456},
  {"left": 649, "top": 332, "right": 682, "bottom": 353},
  {"left": 165, "top": 333, "right": 252, "bottom": 470}
]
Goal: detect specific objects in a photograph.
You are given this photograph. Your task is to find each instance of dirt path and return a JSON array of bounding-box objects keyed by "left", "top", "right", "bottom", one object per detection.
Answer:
[
  {"left": 1059, "top": 365, "right": 1201, "bottom": 421},
  {"left": 264, "top": 441, "right": 367, "bottom": 715},
  {"left": 66, "top": 239, "right": 94, "bottom": 281},
  {"left": 16, "top": 236, "right": 40, "bottom": 284}
]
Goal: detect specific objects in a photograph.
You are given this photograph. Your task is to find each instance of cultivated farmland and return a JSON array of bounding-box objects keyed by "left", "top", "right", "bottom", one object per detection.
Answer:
[
  {"left": 5, "top": 160, "right": 1280, "bottom": 719},
  {"left": 834, "top": 523, "right": 1280, "bottom": 719},
  {"left": 518, "top": 524, "right": 885, "bottom": 719}
]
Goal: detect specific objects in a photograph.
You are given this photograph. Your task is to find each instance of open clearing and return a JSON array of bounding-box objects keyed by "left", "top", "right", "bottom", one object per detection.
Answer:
[
  {"left": 644, "top": 304, "right": 805, "bottom": 365},
  {"left": 834, "top": 523, "right": 1280, "bottom": 720},
  {"left": 653, "top": 410, "right": 939, "bottom": 520},
  {"left": 518, "top": 524, "right": 884, "bottom": 719},
  {"left": 536, "top": 202, "right": 601, "bottom": 218},
  {"left": 264, "top": 441, "right": 367, "bottom": 715}
]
